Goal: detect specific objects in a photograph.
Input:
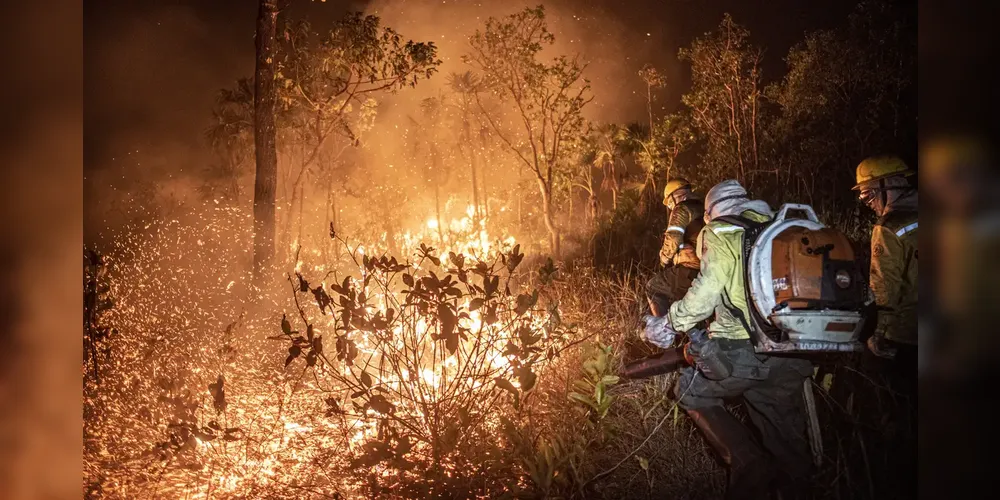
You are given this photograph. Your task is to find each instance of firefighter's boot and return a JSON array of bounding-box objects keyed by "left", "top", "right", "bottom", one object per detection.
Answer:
[{"left": 686, "top": 406, "right": 777, "bottom": 500}]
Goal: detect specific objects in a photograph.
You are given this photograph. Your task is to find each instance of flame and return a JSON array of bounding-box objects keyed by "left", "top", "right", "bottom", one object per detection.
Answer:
[{"left": 84, "top": 194, "right": 553, "bottom": 498}]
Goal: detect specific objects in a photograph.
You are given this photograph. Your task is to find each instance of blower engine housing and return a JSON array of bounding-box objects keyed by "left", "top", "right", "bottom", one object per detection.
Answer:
[{"left": 741, "top": 204, "right": 868, "bottom": 353}]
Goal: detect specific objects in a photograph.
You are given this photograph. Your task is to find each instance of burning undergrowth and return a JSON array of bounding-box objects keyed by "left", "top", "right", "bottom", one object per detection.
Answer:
[
  {"left": 81, "top": 196, "right": 906, "bottom": 500},
  {"left": 83, "top": 198, "right": 603, "bottom": 499},
  {"left": 268, "top": 235, "right": 571, "bottom": 496}
]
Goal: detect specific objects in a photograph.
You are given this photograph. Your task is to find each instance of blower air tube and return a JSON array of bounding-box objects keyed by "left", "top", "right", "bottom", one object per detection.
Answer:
[{"left": 620, "top": 347, "right": 687, "bottom": 380}]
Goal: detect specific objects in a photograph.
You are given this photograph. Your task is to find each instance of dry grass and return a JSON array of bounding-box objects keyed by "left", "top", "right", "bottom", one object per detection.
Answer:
[{"left": 82, "top": 207, "right": 913, "bottom": 499}]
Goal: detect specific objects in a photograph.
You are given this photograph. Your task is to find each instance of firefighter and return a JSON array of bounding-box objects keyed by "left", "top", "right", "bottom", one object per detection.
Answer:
[
  {"left": 660, "top": 179, "right": 815, "bottom": 500},
  {"left": 645, "top": 178, "right": 705, "bottom": 317},
  {"left": 852, "top": 155, "right": 918, "bottom": 361}
]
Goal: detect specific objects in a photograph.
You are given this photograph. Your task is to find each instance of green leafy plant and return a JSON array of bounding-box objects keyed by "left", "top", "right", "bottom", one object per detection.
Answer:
[{"left": 569, "top": 342, "right": 620, "bottom": 422}]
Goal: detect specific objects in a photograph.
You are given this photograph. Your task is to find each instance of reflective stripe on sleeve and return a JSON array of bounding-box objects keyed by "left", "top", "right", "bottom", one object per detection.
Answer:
[{"left": 895, "top": 222, "right": 918, "bottom": 237}]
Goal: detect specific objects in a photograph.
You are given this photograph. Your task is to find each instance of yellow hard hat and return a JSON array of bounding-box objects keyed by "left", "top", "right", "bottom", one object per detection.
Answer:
[
  {"left": 852, "top": 155, "right": 915, "bottom": 190},
  {"left": 663, "top": 178, "right": 691, "bottom": 205}
]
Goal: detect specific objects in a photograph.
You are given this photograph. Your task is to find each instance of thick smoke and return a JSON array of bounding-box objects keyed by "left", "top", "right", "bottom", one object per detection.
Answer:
[
  {"left": 84, "top": 0, "right": 679, "bottom": 248},
  {"left": 84, "top": 1, "right": 854, "bottom": 248},
  {"left": 307, "top": 0, "right": 679, "bottom": 257},
  {"left": 85, "top": 2, "right": 256, "bottom": 244},
  {"left": 363, "top": 0, "right": 657, "bottom": 124}
]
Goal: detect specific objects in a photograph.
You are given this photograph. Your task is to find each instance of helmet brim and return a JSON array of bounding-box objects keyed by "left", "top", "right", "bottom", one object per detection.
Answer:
[
  {"left": 664, "top": 184, "right": 692, "bottom": 204},
  {"left": 851, "top": 170, "right": 916, "bottom": 190}
]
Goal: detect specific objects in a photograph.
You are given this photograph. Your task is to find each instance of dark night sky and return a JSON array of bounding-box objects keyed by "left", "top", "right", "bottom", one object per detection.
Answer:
[{"left": 83, "top": 0, "right": 859, "bottom": 197}]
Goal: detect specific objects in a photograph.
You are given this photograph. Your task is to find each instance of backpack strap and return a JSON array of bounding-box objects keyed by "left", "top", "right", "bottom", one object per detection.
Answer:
[
  {"left": 714, "top": 215, "right": 752, "bottom": 229},
  {"left": 709, "top": 215, "right": 758, "bottom": 343},
  {"left": 710, "top": 213, "right": 780, "bottom": 347},
  {"left": 721, "top": 287, "right": 756, "bottom": 344}
]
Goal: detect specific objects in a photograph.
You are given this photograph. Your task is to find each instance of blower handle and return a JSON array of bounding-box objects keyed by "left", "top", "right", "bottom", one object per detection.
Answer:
[{"left": 774, "top": 203, "right": 820, "bottom": 224}]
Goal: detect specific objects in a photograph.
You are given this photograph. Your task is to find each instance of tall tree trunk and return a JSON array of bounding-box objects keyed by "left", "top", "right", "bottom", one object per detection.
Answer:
[
  {"left": 228, "top": 148, "right": 242, "bottom": 202},
  {"left": 479, "top": 148, "right": 490, "bottom": 223},
  {"left": 568, "top": 185, "right": 574, "bottom": 235},
  {"left": 470, "top": 152, "right": 481, "bottom": 222},
  {"left": 432, "top": 150, "right": 445, "bottom": 246},
  {"left": 435, "top": 185, "right": 444, "bottom": 246},
  {"left": 296, "top": 183, "right": 304, "bottom": 249},
  {"left": 536, "top": 178, "right": 560, "bottom": 258},
  {"left": 647, "top": 84, "right": 654, "bottom": 135},
  {"left": 462, "top": 101, "right": 482, "bottom": 223},
  {"left": 329, "top": 179, "right": 341, "bottom": 261},
  {"left": 517, "top": 163, "right": 523, "bottom": 231},
  {"left": 324, "top": 177, "right": 332, "bottom": 264},
  {"left": 252, "top": 0, "right": 279, "bottom": 288}
]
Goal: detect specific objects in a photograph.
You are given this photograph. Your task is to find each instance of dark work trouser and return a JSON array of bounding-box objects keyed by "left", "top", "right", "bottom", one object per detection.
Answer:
[
  {"left": 645, "top": 266, "right": 699, "bottom": 317},
  {"left": 674, "top": 339, "right": 815, "bottom": 483}
]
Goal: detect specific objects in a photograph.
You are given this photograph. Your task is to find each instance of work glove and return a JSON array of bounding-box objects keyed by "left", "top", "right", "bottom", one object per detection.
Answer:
[
  {"left": 641, "top": 314, "right": 677, "bottom": 349},
  {"left": 658, "top": 244, "right": 675, "bottom": 267}
]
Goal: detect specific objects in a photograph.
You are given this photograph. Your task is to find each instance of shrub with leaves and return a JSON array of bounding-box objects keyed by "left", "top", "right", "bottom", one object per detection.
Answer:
[{"left": 274, "top": 237, "right": 573, "bottom": 496}]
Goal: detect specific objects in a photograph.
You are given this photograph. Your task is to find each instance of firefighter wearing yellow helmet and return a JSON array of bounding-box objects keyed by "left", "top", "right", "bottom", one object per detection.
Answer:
[
  {"left": 645, "top": 177, "right": 706, "bottom": 317},
  {"left": 660, "top": 178, "right": 705, "bottom": 268},
  {"left": 853, "top": 155, "right": 918, "bottom": 359}
]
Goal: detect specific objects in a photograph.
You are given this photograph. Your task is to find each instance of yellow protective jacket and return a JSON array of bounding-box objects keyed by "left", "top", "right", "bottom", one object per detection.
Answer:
[
  {"left": 660, "top": 199, "right": 705, "bottom": 269},
  {"left": 870, "top": 208, "right": 918, "bottom": 345},
  {"left": 667, "top": 209, "right": 771, "bottom": 340}
]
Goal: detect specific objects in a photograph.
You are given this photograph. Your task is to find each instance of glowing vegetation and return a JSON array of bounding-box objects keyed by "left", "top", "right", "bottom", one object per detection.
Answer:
[{"left": 84, "top": 2, "right": 916, "bottom": 498}]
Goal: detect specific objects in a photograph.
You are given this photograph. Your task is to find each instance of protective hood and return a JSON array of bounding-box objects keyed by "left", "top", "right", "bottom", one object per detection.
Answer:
[
  {"left": 884, "top": 184, "right": 918, "bottom": 214},
  {"left": 704, "top": 179, "right": 774, "bottom": 222},
  {"left": 868, "top": 175, "right": 918, "bottom": 216}
]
